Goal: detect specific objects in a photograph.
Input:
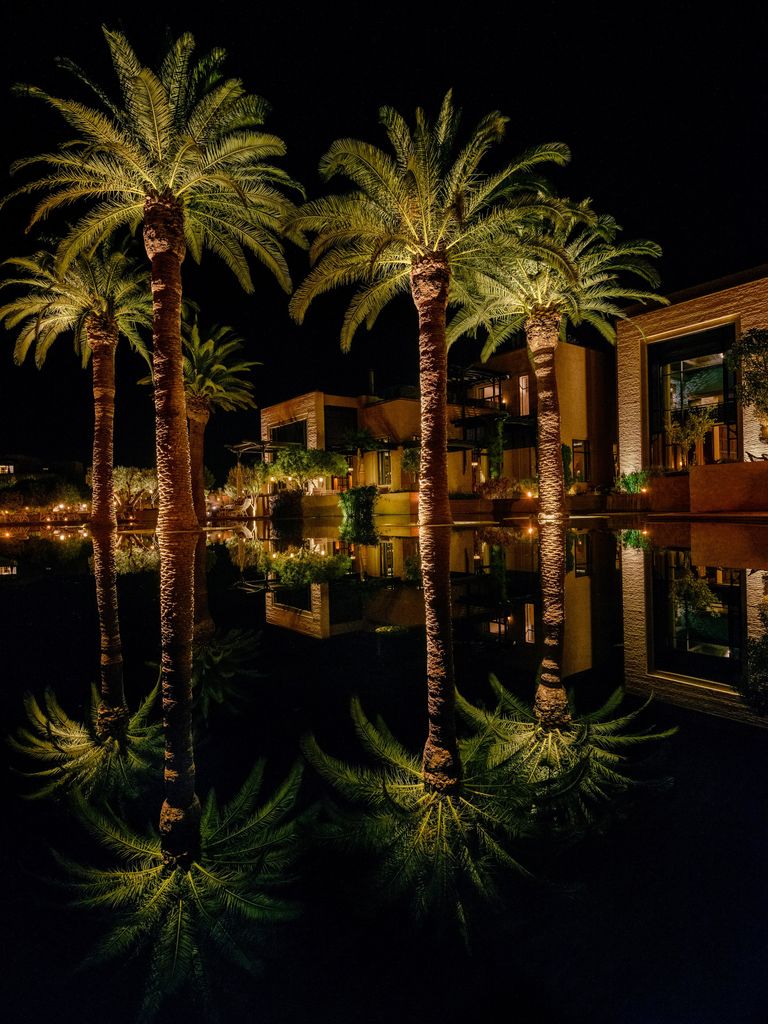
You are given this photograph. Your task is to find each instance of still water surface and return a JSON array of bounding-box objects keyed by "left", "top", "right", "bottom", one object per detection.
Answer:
[{"left": 0, "top": 520, "right": 765, "bottom": 1024}]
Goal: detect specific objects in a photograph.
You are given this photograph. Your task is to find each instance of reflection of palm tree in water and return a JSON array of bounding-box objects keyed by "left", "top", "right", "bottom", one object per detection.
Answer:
[
  {"left": 534, "top": 520, "right": 570, "bottom": 728},
  {"left": 9, "top": 526, "right": 161, "bottom": 798}
]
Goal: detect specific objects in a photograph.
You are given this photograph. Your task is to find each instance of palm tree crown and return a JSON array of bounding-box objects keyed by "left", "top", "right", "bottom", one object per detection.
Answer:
[
  {"left": 448, "top": 204, "right": 666, "bottom": 358},
  {"left": 0, "top": 239, "right": 150, "bottom": 366},
  {"left": 289, "top": 90, "right": 569, "bottom": 350},
  {"left": 7, "top": 28, "right": 301, "bottom": 289},
  {"left": 182, "top": 316, "right": 258, "bottom": 416},
  {"left": 448, "top": 205, "right": 666, "bottom": 522}
]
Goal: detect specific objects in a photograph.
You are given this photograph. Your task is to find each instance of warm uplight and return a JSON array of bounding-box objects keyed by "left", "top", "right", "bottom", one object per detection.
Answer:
[
  {"left": 471, "top": 460, "right": 478, "bottom": 467},
  {"left": 526, "top": 491, "right": 533, "bottom": 498},
  {"left": 473, "top": 553, "right": 481, "bottom": 560},
  {"left": 640, "top": 487, "right": 648, "bottom": 493},
  {"left": 527, "top": 526, "right": 534, "bottom": 534}
]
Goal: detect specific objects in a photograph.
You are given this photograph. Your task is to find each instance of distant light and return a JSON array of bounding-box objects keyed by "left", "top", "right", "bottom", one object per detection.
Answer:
[{"left": 526, "top": 491, "right": 533, "bottom": 498}]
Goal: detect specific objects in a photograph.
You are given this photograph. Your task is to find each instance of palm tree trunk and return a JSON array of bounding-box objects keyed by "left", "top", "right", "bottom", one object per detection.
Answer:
[
  {"left": 411, "top": 253, "right": 460, "bottom": 793},
  {"left": 157, "top": 529, "right": 201, "bottom": 864},
  {"left": 534, "top": 519, "right": 571, "bottom": 727},
  {"left": 87, "top": 317, "right": 119, "bottom": 531},
  {"left": 91, "top": 525, "right": 128, "bottom": 737},
  {"left": 526, "top": 311, "right": 566, "bottom": 521},
  {"left": 193, "top": 532, "right": 215, "bottom": 643},
  {"left": 143, "top": 195, "right": 197, "bottom": 534},
  {"left": 186, "top": 398, "right": 210, "bottom": 525}
]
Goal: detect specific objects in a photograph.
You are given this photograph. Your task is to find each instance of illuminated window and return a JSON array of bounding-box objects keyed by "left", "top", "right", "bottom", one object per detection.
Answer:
[
  {"left": 0, "top": 465, "right": 14, "bottom": 474},
  {"left": 379, "top": 541, "right": 394, "bottom": 577},
  {"left": 377, "top": 450, "right": 392, "bottom": 486},
  {"left": 524, "top": 602, "right": 535, "bottom": 643},
  {"left": 518, "top": 375, "right": 530, "bottom": 415},
  {"left": 572, "top": 439, "right": 590, "bottom": 481}
]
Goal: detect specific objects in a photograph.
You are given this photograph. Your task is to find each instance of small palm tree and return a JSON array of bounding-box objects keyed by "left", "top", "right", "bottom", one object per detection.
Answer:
[
  {"left": 290, "top": 91, "right": 569, "bottom": 792},
  {"left": 302, "top": 697, "right": 534, "bottom": 943},
  {"left": 8, "top": 680, "right": 161, "bottom": 800},
  {"left": 182, "top": 316, "right": 258, "bottom": 525},
  {"left": 58, "top": 761, "right": 305, "bottom": 1022},
  {"left": 0, "top": 239, "right": 151, "bottom": 529},
  {"left": 448, "top": 204, "right": 666, "bottom": 520}
]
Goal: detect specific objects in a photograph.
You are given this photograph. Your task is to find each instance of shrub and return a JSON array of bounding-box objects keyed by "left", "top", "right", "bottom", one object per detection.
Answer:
[{"left": 614, "top": 469, "right": 650, "bottom": 494}]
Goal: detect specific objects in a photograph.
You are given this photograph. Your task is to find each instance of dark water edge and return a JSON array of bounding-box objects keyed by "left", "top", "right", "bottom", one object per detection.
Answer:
[{"left": 1, "top": 532, "right": 766, "bottom": 1024}]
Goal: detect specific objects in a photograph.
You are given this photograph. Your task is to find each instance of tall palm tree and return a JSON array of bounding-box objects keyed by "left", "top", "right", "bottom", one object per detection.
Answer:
[
  {"left": 289, "top": 92, "right": 569, "bottom": 792},
  {"left": 0, "top": 240, "right": 151, "bottom": 529},
  {"left": 182, "top": 315, "right": 258, "bottom": 524},
  {"left": 4, "top": 30, "right": 300, "bottom": 855},
  {"left": 5, "top": 27, "right": 301, "bottom": 532},
  {"left": 449, "top": 204, "right": 666, "bottom": 522}
]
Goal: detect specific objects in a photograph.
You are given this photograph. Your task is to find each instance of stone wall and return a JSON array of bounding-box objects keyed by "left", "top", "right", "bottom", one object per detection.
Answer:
[{"left": 617, "top": 272, "right": 768, "bottom": 475}]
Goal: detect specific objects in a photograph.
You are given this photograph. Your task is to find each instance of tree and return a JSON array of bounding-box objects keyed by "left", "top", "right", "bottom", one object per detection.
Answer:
[
  {"left": 0, "top": 240, "right": 151, "bottom": 529},
  {"left": 728, "top": 327, "right": 768, "bottom": 421},
  {"left": 5, "top": 29, "right": 301, "bottom": 858},
  {"left": 272, "top": 447, "right": 348, "bottom": 491},
  {"left": 448, "top": 204, "right": 666, "bottom": 521},
  {"left": 6, "top": 28, "right": 301, "bottom": 533},
  {"left": 111, "top": 465, "right": 159, "bottom": 516},
  {"left": 667, "top": 405, "right": 718, "bottom": 467},
  {"left": 182, "top": 315, "right": 258, "bottom": 525},
  {"left": 289, "top": 91, "right": 568, "bottom": 791}
]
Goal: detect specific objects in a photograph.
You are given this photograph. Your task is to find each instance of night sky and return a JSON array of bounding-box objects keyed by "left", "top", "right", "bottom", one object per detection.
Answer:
[{"left": 0, "top": 1, "right": 766, "bottom": 479}]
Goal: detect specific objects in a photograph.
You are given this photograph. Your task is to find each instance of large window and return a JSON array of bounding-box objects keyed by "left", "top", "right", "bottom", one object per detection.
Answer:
[
  {"left": 648, "top": 325, "right": 737, "bottom": 469},
  {"left": 271, "top": 420, "right": 307, "bottom": 446}
]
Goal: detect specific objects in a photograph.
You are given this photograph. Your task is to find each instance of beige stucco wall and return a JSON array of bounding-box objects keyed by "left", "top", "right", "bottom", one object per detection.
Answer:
[{"left": 617, "top": 275, "right": 768, "bottom": 475}]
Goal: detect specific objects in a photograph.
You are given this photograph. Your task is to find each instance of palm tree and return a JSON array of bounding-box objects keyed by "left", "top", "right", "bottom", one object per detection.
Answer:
[
  {"left": 0, "top": 240, "right": 151, "bottom": 529},
  {"left": 182, "top": 315, "right": 258, "bottom": 525},
  {"left": 448, "top": 204, "right": 666, "bottom": 520},
  {"left": 6, "top": 27, "right": 300, "bottom": 532},
  {"left": 289, "top": 91, "right": 569, "bottom": 792}
]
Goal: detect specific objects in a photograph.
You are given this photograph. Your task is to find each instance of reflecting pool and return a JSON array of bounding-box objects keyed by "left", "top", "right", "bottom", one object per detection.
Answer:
[{"left": 1, "top": 517, "right": 765, "bottom": 1024}]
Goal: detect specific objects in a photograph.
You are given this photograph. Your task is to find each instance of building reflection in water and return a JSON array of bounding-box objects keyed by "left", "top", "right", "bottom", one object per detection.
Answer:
[{"left": 621, "top": 521, "right": 768, "bottom": 724}]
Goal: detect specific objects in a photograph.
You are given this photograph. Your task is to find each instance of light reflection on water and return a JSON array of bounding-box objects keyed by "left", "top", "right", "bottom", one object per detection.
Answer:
[{"left": 0, "top": 518, "right": 766, "bottom": 1023}]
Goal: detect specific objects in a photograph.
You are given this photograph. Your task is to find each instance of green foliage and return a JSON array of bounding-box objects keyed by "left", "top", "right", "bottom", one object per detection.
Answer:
[
  {"left": 728, "top": 328, "right": 768, "bottom": 420},
  {"left": 60, "top": 761, "right": 305, "bottom": 1022},
  {"left": 192, "top": 629, "right": 263, "bottom": 723},
  {"left": 223, "top": 462, "right": 272, "bottom": 503},
  {"left": 182, "top": 315, "right": 258, "bottom": 414},
  {"left": 400, "top": 445, "right": 421, "bottom": 479},
  {"left": 670, "top": 568, "right": 718, "bottom": 616},
  {"left": 224, "top": 534, "right": 271, "bottom": 573},
  {"left": 0, "top": 238, "right": 150, "bottom": 368},
  {"left": 561, "top": 443, "right": 573, "bottom": 489},
  {"left": 667, "top": 407, "right": 718, "bottom": 466},
  {"left": 457, "top": 677, "right": 676, "bottom": 835},
  {"left": 338, "top": 484, "right": 379, "bottom": 545},
  {"left": 488, "top": 416, "right": 508, "bottom": 479},
  {"left": 273, "top": 448, "right": 349, "bottom": 490},
  {"left": 8, "top": 684, "right": 162, "bottom": 800},
  {"left": 270, "top": 549, "right": 351, "bottom": 587},
  {"left": 743, "top": 599, "right": 768, "bottom": 715},
  {"left": 477, "top": 476, "right": 518, "bottom": 500},
  {"left": 614, "top": 469, "right": 650, "bottom": 494},
  {"left": 0, "top": 472, "right": 86, "bottom": 509},
  {"left": 620, "top": 529, "right": 651, "bottom": 552},
  {"left": 112, "top": 534, "right": 159, "bottom": 574},
  {"left": 269, "top": 489, "right": 303, "bottom": 521},
  {"left": 289, "top": 90, "right": 569, "bottom": 351},
  {"left": 448, "top": 200, "right": 667, "bottom": 358},
  {"left": 7, "top": 29, "right": 302, "bottom": 291},
  {"left": 111, "top": 466, "right": 159, "bottom": 512},
  {"left": 302, "top": 698, "right": 535, "bottom": 942}
]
